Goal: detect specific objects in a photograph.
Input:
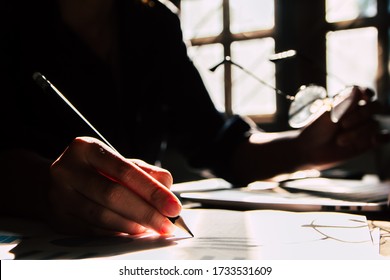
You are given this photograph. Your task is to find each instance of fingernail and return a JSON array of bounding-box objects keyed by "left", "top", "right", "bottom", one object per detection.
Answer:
[{"left": 160, "top": 219, "right": 175, "bottom": 235}]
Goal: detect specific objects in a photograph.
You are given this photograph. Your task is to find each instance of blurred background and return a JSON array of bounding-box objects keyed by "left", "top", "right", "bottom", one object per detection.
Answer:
[{"left": 162, "top": 0, "right": 390, "bottom": 182}]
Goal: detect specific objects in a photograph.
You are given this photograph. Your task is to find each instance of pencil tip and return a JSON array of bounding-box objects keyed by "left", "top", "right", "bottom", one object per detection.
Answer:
[{"left": 170, "top": 216, "right": 194, "bottom": 237}]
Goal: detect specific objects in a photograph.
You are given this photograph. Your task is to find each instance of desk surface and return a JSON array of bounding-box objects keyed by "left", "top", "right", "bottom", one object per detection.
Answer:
[{"left": 1, "top": 210, "right": 390, "bottom": 260}]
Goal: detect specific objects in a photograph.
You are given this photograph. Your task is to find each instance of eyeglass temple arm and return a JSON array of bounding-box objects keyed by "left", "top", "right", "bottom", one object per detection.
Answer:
[{"left": 209, "top": 56, "right": 295, "bottom": 101}]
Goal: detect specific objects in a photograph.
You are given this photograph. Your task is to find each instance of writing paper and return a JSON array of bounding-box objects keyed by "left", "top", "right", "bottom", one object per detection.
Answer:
[{"left": 0, "top": 209, "right": 381, "bottom": 260}]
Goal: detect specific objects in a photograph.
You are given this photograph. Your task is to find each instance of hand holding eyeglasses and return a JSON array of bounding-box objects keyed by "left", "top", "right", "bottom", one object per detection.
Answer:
[
  {"left": 295, "top": 86, "right": 388, "bottom": 170},
  {"left": 288, "top": 84, "right": 375, "bottom": 128}
]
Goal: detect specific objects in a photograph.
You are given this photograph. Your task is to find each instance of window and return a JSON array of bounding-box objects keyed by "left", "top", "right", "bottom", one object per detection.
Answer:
[
  {"left": 180, "top": 0, "right": 275, "bottom": 122},
  {"left": 326, "top": 0, "right": 377, "bottom": 22},
  {"left": 178, "top": 0, "right": 390, "bottom": 128},
  {"left": 325, "top": 0, "right": 390, "bottom": 108},
  {"left": 231, "top": 38, "right": 276, "bottom": 116},
  {"left": 326, "top": 0, "right": 378, "bottom": 96},
  {"left": 326, "top": 27, "right": 378, "bottom": 96},
  {"left": 180, "top": 0, "right": 222, "bottom": 40},
  {"left": 187, "top": 43, "right": 225, "bottom": 112}
]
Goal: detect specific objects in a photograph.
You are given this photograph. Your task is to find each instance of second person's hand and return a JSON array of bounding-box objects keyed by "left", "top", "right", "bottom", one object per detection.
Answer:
[{"left": 297, "top": 86, "right": 387, "bottom": 169}]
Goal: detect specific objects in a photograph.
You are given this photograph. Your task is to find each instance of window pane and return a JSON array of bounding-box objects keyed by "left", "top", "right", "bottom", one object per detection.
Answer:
[
  {"left": 230, "top": 0, "right": 274, "bottom": 33},
  {"left": 231, "top": 38, "right": 276, "bottom": 116},
  {"left": 187, "top": 44, "right": 225, "bottom": 112},
  {"left": 180, "top": 0, "right": 223, "bottom": 40},
  {"left": 326, "top": 0, "right": 377, "bottom": 22},
  {"left": 327, "top": 27, "right": 378, "bottom": 96}
]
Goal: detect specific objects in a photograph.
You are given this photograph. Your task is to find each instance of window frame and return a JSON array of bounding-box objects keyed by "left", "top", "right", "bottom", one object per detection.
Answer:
[{"left": 177, "top": 0, "right": 390, "bottom": 131}]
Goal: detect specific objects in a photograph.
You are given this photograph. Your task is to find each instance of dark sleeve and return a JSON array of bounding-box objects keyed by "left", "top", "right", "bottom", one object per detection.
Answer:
[{"left": 151, "top": 3, "right": 258, "bottom": 181}]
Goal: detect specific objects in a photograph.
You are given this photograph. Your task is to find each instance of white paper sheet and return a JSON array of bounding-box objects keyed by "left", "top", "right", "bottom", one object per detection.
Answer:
[{"left": 0, "top": 209, "right": 382, "bottom": 260}]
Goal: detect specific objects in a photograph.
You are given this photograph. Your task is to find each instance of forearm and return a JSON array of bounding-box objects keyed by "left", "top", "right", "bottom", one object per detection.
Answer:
[
  {"left": 228, "top": 130, "right": 309, "bottom": 184},
  {"left": 0, "top": 149, "right": 52, "bottom": 220}
]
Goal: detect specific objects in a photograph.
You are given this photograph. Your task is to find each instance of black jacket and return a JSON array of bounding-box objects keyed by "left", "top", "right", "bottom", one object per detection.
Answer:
[{"left": 0, "top": 0, "right": 253, "bottom": 181}]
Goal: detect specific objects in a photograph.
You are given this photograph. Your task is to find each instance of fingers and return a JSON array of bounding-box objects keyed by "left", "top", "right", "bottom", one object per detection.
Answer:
[
  {"left": 340, "top": 87, "right": 390, "bottom": 140},
  {"left": 336, "top": 120, "right": 379, "bottom": 151},
  {"left": 299, "top": 86, "right": 388, "bottom": 168},
  {"left": 334, "top": 87, "right": 384, "bottom": 153},
  {"left": 49, "top": 136, "right": 180, "bottom": 235},
  {"left": 48, "top": 185, "right": 147, "bottom": 236},
  {"left": 65, "top": 137, "right": 180, "bottom": 216},
  {"left": 339, "top": 100, "right": 380, "bottom": 130},
  {"left": 89, "top": 145, "right": 181, "bottom": 214},
  {"left": 129, "top": 159, "right": 173, "bottom": 189},
  {"left": 333, "top": 86, "right": 376, "bottom": 124},
  {"left": 69, "top": 165, "right": 176, "bottom": 234},
  {"left": 345, "top": 86, "right": 375, "bottom": 107},
  {"left": 354, "top": 86, "right": 375, "bottom": 101}
]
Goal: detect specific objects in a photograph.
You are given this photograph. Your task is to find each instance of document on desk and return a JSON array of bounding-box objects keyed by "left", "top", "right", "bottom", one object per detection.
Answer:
[
  {"left": 0, "top": 209, "right": 381, "bottom": 260},
  {"left": 106, "top": 209, "right": 380, "bottom": 260}
]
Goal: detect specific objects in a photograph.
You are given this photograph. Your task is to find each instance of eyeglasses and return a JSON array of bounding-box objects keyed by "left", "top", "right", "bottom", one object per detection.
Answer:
[
  {"left": 288, "top": 84, "right": 357, "bottom": 128},
  {"left": 209, "top": 56, "right": 359, "bottom": 129}
]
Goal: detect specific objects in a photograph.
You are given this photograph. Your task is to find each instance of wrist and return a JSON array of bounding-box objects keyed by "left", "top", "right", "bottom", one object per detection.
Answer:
[{"left": 285, "top": 129, "right": 319, "bottom": 172}]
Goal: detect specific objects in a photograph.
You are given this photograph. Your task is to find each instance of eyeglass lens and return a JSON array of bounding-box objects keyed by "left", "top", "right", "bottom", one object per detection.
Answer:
[{"left": 288, "top": 85, "right": 355, "bottom": 128}]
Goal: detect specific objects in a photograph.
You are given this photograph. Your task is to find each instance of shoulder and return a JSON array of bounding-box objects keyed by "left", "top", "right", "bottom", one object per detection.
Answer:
[
  {"left": 140, "top": 0, "right": 180, "bottom": 15},
  {"left": 130, "top": 0, "right": 182, "bottom": 29},
  {"left": 122, "top": 0, "right": 185, "bottom": 47}
]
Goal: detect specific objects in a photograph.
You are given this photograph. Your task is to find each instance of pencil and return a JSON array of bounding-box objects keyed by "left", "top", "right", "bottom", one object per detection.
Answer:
[
  {"left": 32, "top": 72, "right": 193, "bottom": 237},
  {"left": 169, "top": 216, "right": 194, "bottom": 237}
]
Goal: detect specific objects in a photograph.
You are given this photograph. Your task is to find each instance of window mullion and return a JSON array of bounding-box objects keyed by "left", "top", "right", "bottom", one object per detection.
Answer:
[
  {"left": 377, "top": 0, "right": 390, "bottom": 108},
  {"left": 222, "top": 0, "right": 233, "bottom": 115}
]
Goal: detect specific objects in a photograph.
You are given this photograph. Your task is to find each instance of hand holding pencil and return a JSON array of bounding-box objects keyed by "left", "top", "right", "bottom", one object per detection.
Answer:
[
  {"left": 33, "top": 73, "right": 192, "bottom": 236},
  {"left": 48, "top": 136, "right": 182, "bottom": 236}
]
